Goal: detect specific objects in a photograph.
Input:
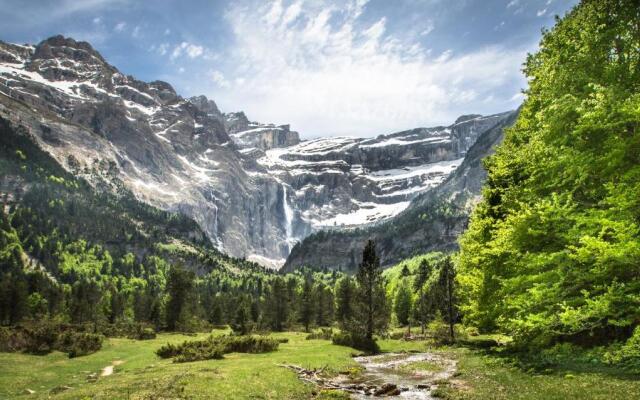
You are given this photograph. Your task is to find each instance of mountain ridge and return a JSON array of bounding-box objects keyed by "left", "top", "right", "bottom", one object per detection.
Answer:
[{"left": 0, "top": 35, "right": 515, "bottom": 268}]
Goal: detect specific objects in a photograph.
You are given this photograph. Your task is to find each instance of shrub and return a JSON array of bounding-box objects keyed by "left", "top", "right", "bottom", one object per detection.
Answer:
[
  {"left": 57, "top": 332, "right": 104, "bottom": 358},
  {"left": 0, "top": 324, "right": 103, "bottom": 357},
  {"left": 24, "top": 324, "right": 59, "bottom": 354},
  {"left": 331, "top": 332, "right": 379, "bottom": 353},
  {"left": 604, "top": 326, "right": 640, "bottom": 373},
  {"left": 156, "top": 335, "right": 280, "bottom": 363},
  {"left": 127, "top": 324, "right": 157, "bottom": 340},
  {"left": 306, "top": 328, "right": 334, "bottom": 340},
  {"left": 156, "top": 342, "right": 180, "bottom": 359},
  {"left": 428, "top": 319, "right": 467, "bottom": 344}
]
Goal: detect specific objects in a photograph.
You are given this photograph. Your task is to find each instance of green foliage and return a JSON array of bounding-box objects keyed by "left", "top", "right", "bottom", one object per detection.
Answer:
[
  {"left": 0, "top": 323, "right": 103, "bottom": 357},
  {"left": 604, "top": 326, "right": 640, "bottom": 373},
  {"left": 334, "top": 276, "right": 355, "bottom": 329},
  {"left": 165, "top": 265, "right": 196, "bottom": 331},
  {"left": 331, "top": 331, "right": 379, "bottom": 353},
  {"left": 57, "top": 331, "right": 104, "bottom": 358},
  {"left": 458, "top": 0, "right": 640, "bottom": 349},
  {"left": 306, "top": 327, "right": 334, "bottom": 340},
  {"left": 393, "top": 281, "right": 412, "bottom": 326},
  {"left": 350, "top": 240, "right": 389, "bottom": 342},
  {"left": 156, "top": 334, "right": 280, "bottom": 363}
]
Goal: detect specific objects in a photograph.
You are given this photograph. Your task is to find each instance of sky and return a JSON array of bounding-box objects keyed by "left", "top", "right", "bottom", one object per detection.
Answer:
[{"left": 0, "top": 0, "right": 579, "bottom": 138}]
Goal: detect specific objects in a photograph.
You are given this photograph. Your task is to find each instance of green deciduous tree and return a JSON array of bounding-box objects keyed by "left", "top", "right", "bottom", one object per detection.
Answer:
[
  {"left": 458, "top": 0, "right": 640, "bottom": 348},
  {"left": 394, "top": 281, "right": 413, "bottom": 326}
]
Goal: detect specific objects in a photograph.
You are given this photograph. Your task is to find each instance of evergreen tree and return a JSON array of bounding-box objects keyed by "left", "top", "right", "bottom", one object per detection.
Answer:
[
  {"left": 264, "top": 277, "right": 289, "bottom": 331},
  {"left": 165, "top": 265, "right": 195, "bottom": 331},
  {"left": 351, "top": 240, "right": 389, "bottom": 341},
  {"left": 231, "top": 295, "right": 251, "bottom": 335},
  {"left": 334, "top": 276, "right": 355, "bottom": 329},
  {"left": 413, "top": 259, "right": 433, "bottom": 334},
  {"left": 437, "top": 255, "right": 457, "bottom": 342},
  {"left": 299, "top": 277, "right": 315, "bottom": 332},
  {"left": 315, "top": 282, "right": 334, "bottom": 327}
]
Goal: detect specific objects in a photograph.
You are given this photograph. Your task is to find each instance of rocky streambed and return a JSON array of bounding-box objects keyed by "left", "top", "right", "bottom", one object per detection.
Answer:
[{"left": 282, "top": 352, "right": 457, "bottom": 398}]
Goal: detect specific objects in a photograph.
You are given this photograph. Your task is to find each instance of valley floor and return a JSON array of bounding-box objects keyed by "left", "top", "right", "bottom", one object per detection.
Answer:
[{"left": 0, "top": 330, "right": 638, "bottom": 399}]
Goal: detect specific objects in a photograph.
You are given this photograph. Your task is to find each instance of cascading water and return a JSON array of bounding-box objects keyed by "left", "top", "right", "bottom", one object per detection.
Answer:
[{"left": 282, "top": 184, "right": 295, "bottom": 253}]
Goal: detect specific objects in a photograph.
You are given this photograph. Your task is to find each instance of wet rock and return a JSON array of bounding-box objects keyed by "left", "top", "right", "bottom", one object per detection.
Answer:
[
  {"left": 374, "top": 383, "right": 398, "bottom": 396},
  {"left": 23, "top": 389, "right": 35, "bottom": 395}
]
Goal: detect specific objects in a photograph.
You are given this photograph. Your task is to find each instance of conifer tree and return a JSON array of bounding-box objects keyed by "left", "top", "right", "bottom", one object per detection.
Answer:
[
  {"left": 351, "top": 240, "right": 389, "bottom": 341},
  {"left": 165, "top": 265, "right": 195, "bottom": 331},
  {"left": 334, "top": 276, "right": 355, "bottom": 329},
  {"left": 299, "top": 277, "right": 315, "bottom": 332}
]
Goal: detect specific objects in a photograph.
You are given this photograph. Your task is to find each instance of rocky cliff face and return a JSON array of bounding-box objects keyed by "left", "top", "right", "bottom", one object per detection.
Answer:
[
  {"left": 282, "top": 110, "right": 519, "bottom": 272},
  {"left": 0, "top": 35, "right": 514, "bottom": 268}
]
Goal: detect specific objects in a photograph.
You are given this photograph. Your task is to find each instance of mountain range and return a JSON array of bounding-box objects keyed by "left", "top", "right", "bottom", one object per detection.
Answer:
[{"left": 0, "top": 35, "right": 516, "bottom": 269}]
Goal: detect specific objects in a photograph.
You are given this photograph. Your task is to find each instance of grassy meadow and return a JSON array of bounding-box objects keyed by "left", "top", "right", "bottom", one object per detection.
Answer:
[{"left": 1, "top": 329, "right": 639, "bottom": 399}]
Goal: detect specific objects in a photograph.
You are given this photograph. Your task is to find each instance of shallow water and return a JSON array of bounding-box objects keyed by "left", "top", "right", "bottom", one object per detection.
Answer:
[{"left": 336, "top": 352, "right": 457, "bottom": 399}]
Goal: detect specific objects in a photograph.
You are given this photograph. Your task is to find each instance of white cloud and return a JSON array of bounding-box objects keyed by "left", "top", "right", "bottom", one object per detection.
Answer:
[
  {"left": 210, "top": 70, "right": 230, "bottom": 88},
  {"left": 92, "top": 17, "right": 102, "bottom": 24},
  {"left": 537, "top": 8, "right": 547, "bottom": 17},
  {"left": 164, "top": 28, "right": 171, "bottom": 35},
  {"left": 114, "top": 22, "right": 126, "bottom": 32},
  {"left": 420, "top": 21, "right": 435, "bottom": 36},
  {"left": 200, "top": 0, "right": 527, "bottom": 137},
  {"left": 132, "top": 25, "right": 141, "bottom": 38},
  {"left": 171, "top": 42, "right": 205, "bottom": 60},
  {"left": 507, "top": 0, "right": 519, "bottom": 8},
  {"left": 157, "top": 43, "right": 169, "bottom": 56}
]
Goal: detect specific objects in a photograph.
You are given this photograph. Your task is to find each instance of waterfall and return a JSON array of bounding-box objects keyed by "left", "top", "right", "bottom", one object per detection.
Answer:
[
  {"left": 282, "top": 184, "right": 295, "bottom": 252},
  {"left": 213, "top": 204, "right": 224, "bottom": 250}
]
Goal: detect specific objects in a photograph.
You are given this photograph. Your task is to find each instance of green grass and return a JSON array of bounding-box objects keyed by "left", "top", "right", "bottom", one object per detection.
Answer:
[
  {"left": 1, "top": 331, "right": 639, "bottom": 399},
  {"left": 0, "top": 331, "right": 357, "bottom": 399},
  {"left": 433, "top": 347, "right": 640, "bottom": 400},
  {"left": 397, "top": 360, "right": 444, "bottom": 373}
]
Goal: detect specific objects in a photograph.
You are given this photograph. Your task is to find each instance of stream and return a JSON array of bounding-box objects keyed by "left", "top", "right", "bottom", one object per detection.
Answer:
[{"left": 284, "top": 352, "right": 457, "bottom": 399}]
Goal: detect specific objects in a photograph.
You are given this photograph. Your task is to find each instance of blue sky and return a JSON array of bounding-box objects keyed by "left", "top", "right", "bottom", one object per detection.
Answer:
[{"left": 0, "top": 0, "right": 578, "bottom": 137}]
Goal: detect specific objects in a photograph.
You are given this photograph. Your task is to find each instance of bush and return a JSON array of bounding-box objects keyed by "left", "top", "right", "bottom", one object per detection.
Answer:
[
  {"left": 0, "top": 323, "right": 103, "bottom": 357},
  {"left": 57, "top": 332, "right": 104, "bottom": 358},
  {"left": 428, "top": 319, "right": 467, "bottom": 344},
  {"left": 604, "top": 326, "right": 640, "bottom": 373},
  {"left": 99, "top": 322, "right": 157, "bottom": 339},
  {"left": 156, "top": 342, "right": 180, "bottom": 359},
  {"left": 331, "top": 332, "right": 379, "bottom": 353},
  {"left": 24, "top": 324, "right": 59, "bottom": 354},
  {"left": 306, "top": 328, "right": 334, "bottom": 340},
  {"left": 156, "top": 335, "right": 280, "bottom": 363},
  {"left": 127, "top": 325, "right": 157, "bottom": 340}
]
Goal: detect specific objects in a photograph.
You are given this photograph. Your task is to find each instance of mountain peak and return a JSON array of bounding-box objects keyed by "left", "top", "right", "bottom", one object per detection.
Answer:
[{"left": 34, "top": 35, "right": 107, "bottom": 64}]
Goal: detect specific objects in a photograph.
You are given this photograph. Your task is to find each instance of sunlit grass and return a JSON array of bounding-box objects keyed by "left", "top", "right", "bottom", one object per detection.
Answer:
[{"left": 1, "top": 330, "right": 638, "bottom": 399}]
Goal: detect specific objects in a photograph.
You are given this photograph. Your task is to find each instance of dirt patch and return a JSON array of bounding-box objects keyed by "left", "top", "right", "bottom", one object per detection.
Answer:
[{"left": 100, "top": 360, "right": 125, "bottom": 377}]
